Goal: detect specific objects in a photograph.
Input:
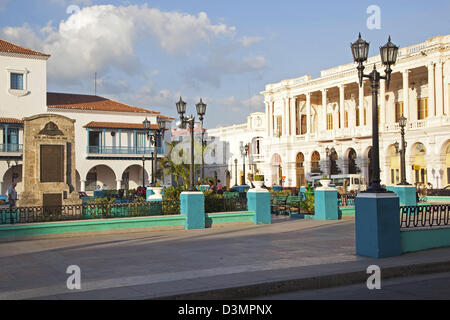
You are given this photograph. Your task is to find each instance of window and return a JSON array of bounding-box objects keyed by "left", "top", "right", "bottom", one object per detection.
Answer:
[
  {"left": 327, "top": 114, "right": 333, "bottom": 130},
  {"left": 395, "top": 102, "right": 404, "bottom": 122},
  {"left": 276, "top": 116, "right": 282, "bottom": 137},
  {"left": 10, "top": 73, "right": 24, "bottom": 90},
  {"left": 301, "top": 115, "right": 307, "bottom": 135},
  {"left": 417, "top": 98, "right": 428, "bottom": 120},
  {"left": 363, "top": 108, "right": 367, "bottom": 125},
  {"left": 344, "top": 111, "right": 349, "bottom": 128},
  {"left": 356, "top": 107, "right": 360, "bottom": 126}
]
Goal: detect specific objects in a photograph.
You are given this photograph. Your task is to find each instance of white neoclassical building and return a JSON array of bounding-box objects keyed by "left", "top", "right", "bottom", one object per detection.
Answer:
[
  {"left": 202, "top": 112, "right": 266, "bottom": 188},
  {"left": 261, "top": 34, "right": 450, "bottom": 189},
  {"left": 0, "top": 38, "right": 173, "bottom": 196}
]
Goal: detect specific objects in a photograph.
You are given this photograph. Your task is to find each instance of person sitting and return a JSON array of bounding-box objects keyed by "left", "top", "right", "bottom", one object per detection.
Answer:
[{"left": 216, "top": 180, "right": 223, "bottom": 195}]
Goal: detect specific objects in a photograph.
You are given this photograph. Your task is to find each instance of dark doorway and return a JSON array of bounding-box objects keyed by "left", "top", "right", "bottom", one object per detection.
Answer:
[
  {"left": 348, "top": 149, "right": 357, "bottom": 174},
  {"left": 89, "top": 131, "right": 101, "bottom": 153}
]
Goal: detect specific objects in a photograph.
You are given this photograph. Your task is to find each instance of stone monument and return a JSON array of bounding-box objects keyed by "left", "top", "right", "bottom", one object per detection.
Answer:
[{"left": 18, "top": 114, "right": 81, "bottom": 207}]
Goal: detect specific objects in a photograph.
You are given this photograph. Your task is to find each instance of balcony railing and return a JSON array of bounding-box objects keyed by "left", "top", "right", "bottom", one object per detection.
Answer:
[
  {"left": 0, "top": 144, "right": 23, "bottom": 153},
  {"left": 87, "top": 146, "right": 165, "bottom": 155}
]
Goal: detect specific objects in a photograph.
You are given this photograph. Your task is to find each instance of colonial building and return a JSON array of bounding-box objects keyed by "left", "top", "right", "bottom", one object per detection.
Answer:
[
  {"left": 0, "top": 39, "right": 173, "bottom": 196},
  {"left": 261, "top": 34, "right": 450, "bottom": 188},
  {"left": 203, "top": 112, "right": 266, "bottom": 188}
]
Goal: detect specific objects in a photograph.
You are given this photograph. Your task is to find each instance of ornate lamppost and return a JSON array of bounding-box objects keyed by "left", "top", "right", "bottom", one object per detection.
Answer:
[
  {"left": 351, "top": 34, "right": 399, "bottom": 192},
  {"left": 196, "top": 99, "right": 207, "bottom": 182},
  {"left": 394, "top": 116, "right": 409, "bottom": 185},
  {"left": 143, "top": 117, "right": 166, "bottom": 187},
  {"left": 240, "top": 143, "right": 249, "bottom": 186},
  {"left": 176, "top": 97, "right": 206, "bottom": 191},
  {"left": 325, "top": 146, "right": 336, "bottom": 177},
  {"left": 234, "top": 159, "right": 238, "bottom": 187}
]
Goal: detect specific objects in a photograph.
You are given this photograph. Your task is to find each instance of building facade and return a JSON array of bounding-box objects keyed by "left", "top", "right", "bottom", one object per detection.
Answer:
[
  {"left": 261, "top": 35, "right": 450, "bottom": 188},
  {"left": 0, "top": 39, "right": 173, "bottom": 197},
  {"left": 202, "top": 112, "right": 266, "bottom": 188}
]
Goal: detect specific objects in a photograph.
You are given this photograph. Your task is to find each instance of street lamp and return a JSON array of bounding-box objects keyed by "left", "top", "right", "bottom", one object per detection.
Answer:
[
  {"left": 143, "top": 117, "right": 166, "bottom": 187},
  {"left": 196, "top": 99, "right": 207, "bottom": 182},
  {"left": 240, "top": 143, "right": 249, "bottom": 186},
  {"left": 176, "top": 97, "right": 205, "bottom": 191},
  {"left": 325, "top": 146, "right": 336, "bottom": 177},
  {"left": 351, "top": 33, "right": 399, "bottom": 193},
  {"left": 395, "top": 116, "right": 409, "bottom": 185},
  {"left": 234, "top": 159, "right": 238, "bottom": 187}
]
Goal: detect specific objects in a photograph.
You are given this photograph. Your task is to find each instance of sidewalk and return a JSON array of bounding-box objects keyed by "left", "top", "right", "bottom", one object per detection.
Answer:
[{"left": 1, "top": 216, "right": 450, "bottom": 300}]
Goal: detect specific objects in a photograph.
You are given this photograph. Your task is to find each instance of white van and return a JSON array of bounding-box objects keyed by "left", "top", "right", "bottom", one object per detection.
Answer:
[{"left": 331, "top": 174, "right": 367, "bottom": 193}]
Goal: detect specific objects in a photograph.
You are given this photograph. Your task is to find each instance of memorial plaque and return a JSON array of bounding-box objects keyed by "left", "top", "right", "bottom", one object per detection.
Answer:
[
  {"left": 40, "top": 145, "right": 64, "bottom": 183},
  {"left": 43, "top": 193, "right": 62, "bottom": 215}
]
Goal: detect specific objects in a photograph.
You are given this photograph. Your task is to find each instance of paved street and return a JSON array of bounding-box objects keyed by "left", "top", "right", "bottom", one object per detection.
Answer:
[
  {"left": 259, "top": 272, "right": 450, "bottom": 300},
  {"left": 1, "top": 216, "right": 450, "bottom": 300}
]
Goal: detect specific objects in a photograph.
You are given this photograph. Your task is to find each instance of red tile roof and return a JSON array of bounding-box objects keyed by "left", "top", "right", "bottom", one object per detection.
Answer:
[
  {"left": 0, "top": 117, "right": 24, "bottom": 124},
  {"left": 0, "top": 39, "right": 50, "bottom": 58},
  {"left": 47, "top": 93, "right": 158, "bottom": 114},
  {"left": 85, "top": 122, "right": 163, "bottom": 130}
]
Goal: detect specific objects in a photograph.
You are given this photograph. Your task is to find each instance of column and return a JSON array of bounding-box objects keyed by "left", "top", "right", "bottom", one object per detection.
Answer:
[
  {"left": 403, "top": 70, "right": 410, "bottom": 119},
  {"left": 269, "top": 102, "right": 274, "bottom": 137},
  {"left": 247, "top": 188, "right": 271, "bottom": 224},
  {"left": 265, "top": 102, "right": 270, "bottom": 137},
  {"left": 182, "top": 192, "right": 205, "bottom": 230},
  {"left": 306, "top": 93, "right": 311, "bottom": 134},
  {"left": 322, "top": 89, "right": 327, "bottom": 131},
  {"left": 4, "top": 124, "right": 8, "bottom": 152},
  {"left": 380, "top": 80, "right": 386, "bottom": 127},
  {"left": 359, "top": 84, "right": 364, "bottom": 127},
  {"left": 283, "top": 98, "right": 288, "bottom": 136},
  {"left": 435, "top": 60, "right": 444, "bottom": 117},
  {"left": 291, "top": 97, "right": 297, "bottom": 136},
  {"left": 0, "top": 125, "right": 3, "bottom": 151},
  {"left": 339, "top": 85, "right": 345, "bottom": 129},
  {"left": 116, "top": 179, "right": 122, "bottom": 190},
  {"left": 428, "top": 62, "right": 436, "bottom": 117},
  {"left": 80, "top": 180, "right": 86, "bottom": 192}
]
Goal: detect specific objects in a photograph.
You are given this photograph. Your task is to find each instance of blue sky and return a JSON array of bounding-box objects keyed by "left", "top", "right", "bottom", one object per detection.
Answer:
[{"left": 0, "top": 0, "right": 449, "bottom": 128}]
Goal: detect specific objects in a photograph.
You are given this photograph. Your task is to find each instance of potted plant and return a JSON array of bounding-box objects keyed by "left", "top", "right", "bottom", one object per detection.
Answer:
[
  {"left": 319, "top": 174, "right": 332, "bottom": 189},
  {"left": 253, "top": 174, "right": 265, "bottom": 189},
  {"left": 148, "top": 181, "right": 163, "bottom": 201}
]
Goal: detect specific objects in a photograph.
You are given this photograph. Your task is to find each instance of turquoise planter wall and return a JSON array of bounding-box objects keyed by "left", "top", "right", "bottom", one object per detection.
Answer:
[
  {"left": 386, "top": 186, "right": 417, "bottom": 206},
  {"left": 0, "top": 215, "right": 186, "bottom": 239},
  {"left": 355, "top": 193, "right": 402, "bottom": 258},
  {"left": 181, "top": 192, "right": 205, "bottom": 230},
  {"left": 401, "top": 228, "right": 450, "bottom": 253},
  {"left": 314, "top": 189, "right": 338, "bottom": 220}
]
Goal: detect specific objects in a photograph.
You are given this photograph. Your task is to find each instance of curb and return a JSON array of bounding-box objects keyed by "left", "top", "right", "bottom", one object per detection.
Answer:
[{"left": 154, "top": 260, "right": 450, "bottom": 300}]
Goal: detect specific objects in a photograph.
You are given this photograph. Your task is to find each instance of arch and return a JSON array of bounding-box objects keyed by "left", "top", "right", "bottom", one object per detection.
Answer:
[
  {"left": 271, "top": 153, "right": 283, "bottom": 186},
  {"left": 346, "top": 148, "right": 358, "bottom": 174},
  {"left": 75, "top": 170, "right": 81, "bottom": 192},
  {"left": 445, "top": 141, "right": 450, "bottom": 186},
  {"left": 311, "top": 151, "right": 321, "bottom": 173},
  {"left": 386, "top": 144, "right": 401, "bottom": 185},
  {"left": 121, "top": 165, "right": 149, "bottom": 190},
  {"left": 1, "top": 164, "right": 23, "bottom": 195},
  {"left": 86, "top": 165, "right": 116, "bottom": 191},
  {"left": 410, "top": 142, "right": 427, "bottom": 184},
  {"left": 296, "top": 152, "right": 305, "bottom": 187}
]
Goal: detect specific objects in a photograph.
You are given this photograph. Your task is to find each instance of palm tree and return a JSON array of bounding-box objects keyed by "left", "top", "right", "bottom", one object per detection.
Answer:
[{"left": 160, "top": 141, "right": 196, "bottom": 189}]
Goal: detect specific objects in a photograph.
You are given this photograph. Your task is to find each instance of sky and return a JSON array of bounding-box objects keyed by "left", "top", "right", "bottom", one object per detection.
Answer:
[{"left": 0, "top": 0, "right": 449, "bottom": 128}]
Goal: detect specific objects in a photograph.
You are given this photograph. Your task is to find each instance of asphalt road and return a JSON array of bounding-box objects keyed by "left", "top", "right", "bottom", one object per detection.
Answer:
[{"left": 257, "top": 272, "right": 450, "bottom": 300}]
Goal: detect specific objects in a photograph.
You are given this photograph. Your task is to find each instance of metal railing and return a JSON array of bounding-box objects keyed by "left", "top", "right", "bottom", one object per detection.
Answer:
[
  {"left": 205, "top": 196, "right": 248, "bottom": 214},
  {"left": 0, "top": 144, "right": 23, "bottom": 153},
  {"left": 0, "top": 201, "right": 180, "bottom": 225},
  {"left": 87, "top": 146, "right": 164, "bottom": 155},
  {"left": 338, "top": 193, "right": 356, "bottom": 207},
  {"left": 400, "top": 204, "right": 450, "bottom": 229}
]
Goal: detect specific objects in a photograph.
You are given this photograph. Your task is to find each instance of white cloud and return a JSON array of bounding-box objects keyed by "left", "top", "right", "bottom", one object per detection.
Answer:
[
  {"left": 239, "top": 36, "right": 263, "bottom": 48},
  {"left": 0, "top": 4, "right": 236, "bottom": 83}
]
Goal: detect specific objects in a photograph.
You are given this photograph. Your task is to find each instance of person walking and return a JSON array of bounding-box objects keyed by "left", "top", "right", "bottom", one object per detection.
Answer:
[{"left": 7, "top": 182, "right": 17, "bottom": 224}]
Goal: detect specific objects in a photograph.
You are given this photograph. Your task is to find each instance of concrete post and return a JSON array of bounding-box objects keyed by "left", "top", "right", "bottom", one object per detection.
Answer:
[
  {"left": 314, "top": 184, "right": 339, "bottom": 220},
  {"left": 247, "top": 189, "right": 271, "bottom": 225},
  {"left": 355, "top": 192, "right": 402, "bottom": 258},
  {"left": 181, "top": 192, "right": 205, "bottom": 230}
]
